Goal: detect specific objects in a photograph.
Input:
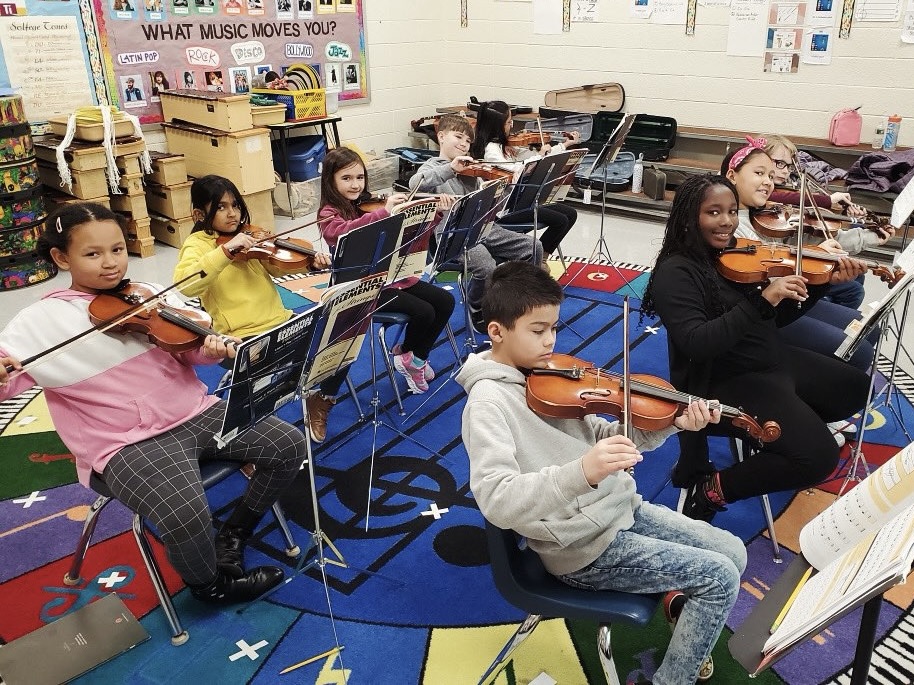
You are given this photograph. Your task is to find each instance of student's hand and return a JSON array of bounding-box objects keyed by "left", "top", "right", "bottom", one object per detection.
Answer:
[
  {"left": 673, "top": 400, "right": 719, "bottom": 432},
  {"left": 541, "top": 143, "right": 553, "bottom": 155},
  {"left": 830, "top": 192, "right": 866, "bottom": 218},
  {"left": 450, "top": 155, "right": 474, "bottom": 173},
  {"left": 829, "top": 256, "right": 867, "bottom": 284},
  {"left": 762, "top": 274, "right": 808, "bottom": 306},
  {"left": 564, "top": 131, "right": 581, "bottom": 145},
  {"left": 436, "top": 194, "right": 457, "bottom": 211},
  {"left": 223, "top": 232, "right": 256, "bottom": 256},
  {"left": 385, "top": 193, "right": 409, "bottom": 213},
  {"left": 581, "top": 435, "right": 643, "bottom": 486},
  {"left": 312, "top": 252, "right": 332, "bottom": 270},
  {"left": 0, "top": 356, "right": 21, "bottom": 386},
  {"left": 817, "top": 239, "right": 847, "bottom": 255},
  {"left": 201, "top": 335, "right": 239, "bottom": 360}
]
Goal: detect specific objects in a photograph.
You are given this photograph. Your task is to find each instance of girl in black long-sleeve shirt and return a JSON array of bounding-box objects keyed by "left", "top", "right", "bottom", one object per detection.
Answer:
[{"left": 641, "top": 175, "right": 870, "bottom": 521}]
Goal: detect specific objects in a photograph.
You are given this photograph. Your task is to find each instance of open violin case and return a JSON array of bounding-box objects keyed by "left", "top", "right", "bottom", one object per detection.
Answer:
[{"left": 586, "top": 112, "right": 677, "bottom": 162}]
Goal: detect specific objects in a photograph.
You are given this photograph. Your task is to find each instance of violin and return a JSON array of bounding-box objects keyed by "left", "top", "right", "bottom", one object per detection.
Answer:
[
  {"left": 506, "top": 130, "right": 545, "bottom": 147},
  {"left": 526, "top": 354, "right": 781, "bottom": 443},
  {"left": 216, "top": 226, "right": 318, "bottom": 272},
  {"left": 357, "top": 194, "right": 388, "bottom": 213},
  {"left": 458, "top": 162, "right": 514, "bottom": 182},
  {"left": 750, "top": 203, "right": 844, "bottom": 240},
  {"left": 88, "top": 281, "right": 231, "bottom": 353},
  {"left": 717, "top": 237, "right": 905, "bottom": 287}
]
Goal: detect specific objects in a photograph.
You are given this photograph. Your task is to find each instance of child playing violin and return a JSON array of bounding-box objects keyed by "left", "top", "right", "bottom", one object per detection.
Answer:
[
  {"left": 409, "top": 113, "right": 544, "bottom": 330},
  {"left": 470, "top": 100, "right": 579, "bottom": 259},
  {"left": 0, "top": 203, "right": 307, "bottom": 604},
  {"left": 174, "top": 175, "right": 332, "bottom": 338},
  {"left": 458, "top": 261, "right": 742, "bottom": 685},
  {"left": 642, "top": 175, "right": 870, "bottom": 521},
  {"left": 317, "top": 147, "right": 455, "bottom": 412},
  {"left": 763, "top": 134, "right": 895, "bottom": 310},
  {"left": 721, "top": 139, "right": 877, "bottom": 373}
]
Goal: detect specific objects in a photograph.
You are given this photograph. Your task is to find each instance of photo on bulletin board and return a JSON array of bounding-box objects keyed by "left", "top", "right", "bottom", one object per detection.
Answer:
[
  {"left": 90, "top": 0, "right": 367, "bottom": 120},
  {"left": 766, "top": 27, "right": 802, "bottom": 50},
  {"left": 764, "top": 52, "right": 800, "bottom": 73}
]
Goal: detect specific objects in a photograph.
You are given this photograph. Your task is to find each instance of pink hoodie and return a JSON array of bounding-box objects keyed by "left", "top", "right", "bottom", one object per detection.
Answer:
[{"left": 0, "top": 289, "right": 220, "bottom": 486}]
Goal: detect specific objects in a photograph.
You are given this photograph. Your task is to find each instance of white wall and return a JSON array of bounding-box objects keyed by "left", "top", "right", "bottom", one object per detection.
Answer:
[{"left": 437, "top": 0, "right": 913, "bottom": 146}]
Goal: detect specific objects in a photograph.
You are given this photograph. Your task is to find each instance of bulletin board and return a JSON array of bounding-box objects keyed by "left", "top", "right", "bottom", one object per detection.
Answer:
[
  {"left": 0, "top": 0, "right": 105, "bottom": 124},
  {"left": 92, "top": 0, "right": 368, "bottom": 122}
]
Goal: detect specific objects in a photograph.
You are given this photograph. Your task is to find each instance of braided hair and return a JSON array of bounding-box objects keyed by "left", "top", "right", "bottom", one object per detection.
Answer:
[{"left": 641, "top": 174, "right": 738, "bottom": 321}]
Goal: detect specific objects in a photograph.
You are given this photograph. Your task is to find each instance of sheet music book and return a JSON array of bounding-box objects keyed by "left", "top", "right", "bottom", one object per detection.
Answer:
[
  {"left": 387, "top": 197, "right": 439, "bottom": 284},
  {"left": 756, "top": 440, "right": 914, "bottom": 670},
  {"left": 546, "top": 147, "right": 587, "bottom": 204},
  {"left": 330, "top": 213, "right": 405, "bottom": 286}
]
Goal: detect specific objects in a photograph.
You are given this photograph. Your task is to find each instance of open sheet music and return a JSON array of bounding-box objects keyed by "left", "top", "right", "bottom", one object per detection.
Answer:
[
  {"left": 759, "top": 441, "right": 914, "bottom": 666},
  {"left": 387, "top": 197, "right": 439, "bottom": 284}
]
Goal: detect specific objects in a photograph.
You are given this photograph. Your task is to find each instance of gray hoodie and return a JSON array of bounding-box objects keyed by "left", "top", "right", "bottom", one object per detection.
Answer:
[
  {"left": 456, "top": 351, "right": 678, "bottom": 576},
  {"left": 409, "top": 156, "right": 479, "bottom": 197}
]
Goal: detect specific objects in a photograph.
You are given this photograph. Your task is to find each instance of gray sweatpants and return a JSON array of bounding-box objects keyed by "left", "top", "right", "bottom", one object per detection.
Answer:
[{"left": 464, "top": 224, "right": 543, "bottom": 310}]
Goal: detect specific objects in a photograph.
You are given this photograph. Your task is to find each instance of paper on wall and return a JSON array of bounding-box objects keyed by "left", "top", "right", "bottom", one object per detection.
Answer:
[
  {"left": 801, "top": 26, "right": 834, "bottom": 62},
  {"left": 572, "top": 0, "right": 601, "bottom": 21},
  {"left": 903, "top": 0, "right": 914, "bottom": 42},
  {"left": 533, "top": 0, "right": 564, "bottom": 33},
  {"left": 631, "top": 0, "right": 653, "bottom": 17},
  {"left": 808, "top": 0, "right": 840, "bottom": 25},
  {"left": 699, "top": 0, "right": 731, "bottom": 6},
  {"left": 727, "top": 0, "right": 769, "bottom": 55},
  {"left": 651, "top": 0, "right": 689, "bottom": 22},
  {"left": 854, "top": 0, "right": 902, "bottom": 20}
]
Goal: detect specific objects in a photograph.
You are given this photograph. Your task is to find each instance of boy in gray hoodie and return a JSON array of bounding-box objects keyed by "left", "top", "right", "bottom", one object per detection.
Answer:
[
  {"left": 409, "top": 114, "right": 541, "bottom": 330},
  {"left": 457, "top": 261, "right": 746, "bottom": 685}
]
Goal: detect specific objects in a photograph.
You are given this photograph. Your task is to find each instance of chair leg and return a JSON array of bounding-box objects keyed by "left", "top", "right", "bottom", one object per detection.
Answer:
[
  {"left": 271, "top": 501, "right": 301, "bottom": 558},
  {"left": 376, "top": 323, "right": 405, "bottom": 415},
  {"left": 597, "top": 624, "right": 622, "bottom": 685},
  {"left": 477, "top": 614, "right": 542, "bottom": 685},
  {"left": 555, "top": 244, "right": 570, "bottom": 274},
  {"left": 445, "top": 322, "right": 462, "bottom": 363},
  {"left": 731, "top": 438, "right": 782, "bottom": 563},
  {"left": 132, "top": 516, "right": 189, "bottom": 646},
  {"left": 64, "top": 495, "right": 111, "bottom": 586}
]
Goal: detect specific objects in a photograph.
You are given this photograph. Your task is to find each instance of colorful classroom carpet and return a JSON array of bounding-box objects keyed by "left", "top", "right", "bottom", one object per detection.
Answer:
[{"left": 1, "top": 260, "right": 913, "bottom": 684}]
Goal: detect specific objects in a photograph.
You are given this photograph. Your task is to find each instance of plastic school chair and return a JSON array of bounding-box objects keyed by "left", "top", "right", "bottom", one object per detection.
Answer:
[
  {"left": 63, "top": 460, "right": 300, "bottom": 645},
  {"left": 479, "top": 521, "right": 661, "bottom": 685}
]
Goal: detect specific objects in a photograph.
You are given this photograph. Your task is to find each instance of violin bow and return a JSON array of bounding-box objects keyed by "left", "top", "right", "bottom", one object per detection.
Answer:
[
  {"left": 622, "top": 296, "right": 634, "bottom": 443},
  {"left": 789, "top": 156, "right": 835, "bottom": 242},
  {"left": 246, "top": 215, "right": 333, "bottom": 249},
  {"left": 536, "top": 117, "right": 546, "bottom": 147},
  {"left": 3, "top": 271, "right": 208, "bottom": 378},
  {"left": 794, "top": 171, "right": 806, "bottom": 309}
]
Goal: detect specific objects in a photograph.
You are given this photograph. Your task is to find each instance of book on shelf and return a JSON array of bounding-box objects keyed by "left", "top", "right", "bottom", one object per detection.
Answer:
[{"left": 758, "top": 441, "right": 914, "bottom": 671}]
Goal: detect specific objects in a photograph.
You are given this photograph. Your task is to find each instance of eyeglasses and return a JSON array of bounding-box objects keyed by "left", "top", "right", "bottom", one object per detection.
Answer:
[{"left": 772, "top": 159, "right": 790, "bottom": 170}]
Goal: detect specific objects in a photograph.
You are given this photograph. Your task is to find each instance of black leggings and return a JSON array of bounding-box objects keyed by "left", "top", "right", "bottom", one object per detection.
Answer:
[
  {"left": 319, "top": 281, "right": 455, "bottom": 397},
  {"left": 676, "top": 346, "right": 870, "bottom": 502},
  {"left": 499, "top": 203, "right": 577, "bottom": 255}
]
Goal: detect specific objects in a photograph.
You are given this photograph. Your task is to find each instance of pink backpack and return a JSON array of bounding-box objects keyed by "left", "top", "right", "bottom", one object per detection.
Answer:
[{"left": 828, "top": 108, "right": 862, "bottom": 146}]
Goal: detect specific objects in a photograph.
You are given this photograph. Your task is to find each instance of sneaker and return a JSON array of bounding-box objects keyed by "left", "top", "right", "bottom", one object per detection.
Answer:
[
  {"left": 470, "top": 308, "right": 487, "bottom": 335},
  {"left": 305, "top": 392, "right": 335, "bottom": 443},
  {"left": 828, "top": 420, "right": 857, "bottom": 435},
  {"left": 680, "top": 479, "right": 726, "bottom": 523},
  {"left": 393, "top": 351, "right": 429, "bottom": 393},
  {"left": 663, "top": 590, "right": 714, "bottom": 682},
  {"left": 393, "top": 345, "right": 434, "bottom": 382}
]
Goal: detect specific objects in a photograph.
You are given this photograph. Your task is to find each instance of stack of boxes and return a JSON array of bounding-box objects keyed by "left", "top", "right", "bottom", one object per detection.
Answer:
[
  {"left": 35, "top": 116, "right": 154, "bottom": 257},
  {"left": 145, "top": 151, "right": 194, "bottom": 248},
  {"left": 159, "top": 90, "right": 279, "bottom": 232}
]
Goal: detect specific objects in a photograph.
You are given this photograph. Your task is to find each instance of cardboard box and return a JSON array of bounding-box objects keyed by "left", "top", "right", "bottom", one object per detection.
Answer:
[
  {"left": 145, "top": 180, "right": 192, "bottom": 219},
  {"left": 109, "top": 192, "right": 148, "bottom": 220},
  {"left": 163, "top": 122, "right": 274, "bottom": 195},
  {"left": 116, "top": 154, "right": 141, "bottom": 176},
  {"left": 160, "top": 90, "right": 254, "bottom": 133},
  {"left": 118, "top": 172, "right": 145, "bottom": 196},
  {"left": 243, "top": 188, "right": 275, "bottom": 232},
  {"left": 251, "top": 103, "right": 287, "bottom": 126},
  {"left": 150, "top": 213, "right": 195, "bottom": 248},
  {"left": 43, "top": 190, "right": 110, "bottom": 213},
  {"left": 38, "top": 163, "right": 109, "bottom": 200},
  {"left": 148, "top": 151, "right": 187, "bottom": 186},
  {"left": 48, "top": 116, "right": 137, "bottom": 142}
]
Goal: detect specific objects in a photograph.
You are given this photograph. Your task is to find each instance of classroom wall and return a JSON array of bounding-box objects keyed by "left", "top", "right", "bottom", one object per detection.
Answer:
[{"left": 435, "top": 0, "right": 914, "bottom": 148}]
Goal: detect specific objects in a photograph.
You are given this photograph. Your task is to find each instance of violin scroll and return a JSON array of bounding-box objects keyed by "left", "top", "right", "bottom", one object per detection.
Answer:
[{"left": 730, "top": 414, "right": 782, "bottom": 444}]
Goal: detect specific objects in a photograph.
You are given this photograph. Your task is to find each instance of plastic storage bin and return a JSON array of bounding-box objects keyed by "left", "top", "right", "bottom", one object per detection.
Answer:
[{"left": 272, "top": 135, "right": 326, "bottom": 182}]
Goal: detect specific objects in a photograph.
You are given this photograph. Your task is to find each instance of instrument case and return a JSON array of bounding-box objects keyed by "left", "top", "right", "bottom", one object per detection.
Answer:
[
  {"left": 574, "top": 151, "right": 636, "bottom": 193},
  {"left": 585, "top": 112, "right": 677, "bottom": 162},
  {"left": 541, "top": 82, "right": 625, "bottom": 116}
]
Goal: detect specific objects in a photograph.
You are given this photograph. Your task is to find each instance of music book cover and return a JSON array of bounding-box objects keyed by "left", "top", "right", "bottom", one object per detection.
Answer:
[
  {"left": 387, "top": 197, "right": 440, "bottom": 285},
  {"left": 756, "top": 441, "right": 914, "bottom": 671},
  {"left": 0, "top": 594, "right": 149, "bottom": 685}
]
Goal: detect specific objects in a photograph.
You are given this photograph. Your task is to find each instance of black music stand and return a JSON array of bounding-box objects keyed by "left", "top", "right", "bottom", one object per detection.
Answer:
[
  {"left": 834, "top": 271, "right": 914, "bottom": 493},
  {"left": 729, "top": 554, "right": 894, "bottom": 685}
]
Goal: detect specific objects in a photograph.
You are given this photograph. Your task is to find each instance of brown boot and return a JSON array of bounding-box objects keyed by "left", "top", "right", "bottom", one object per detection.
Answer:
[{"left": 305, "top": 392, "right": 335, "bottom": 443}]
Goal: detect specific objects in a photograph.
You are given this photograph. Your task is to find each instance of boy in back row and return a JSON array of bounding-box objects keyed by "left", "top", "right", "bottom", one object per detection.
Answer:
[
  {"left": 457, "top": 261, "right": 746, "bottom": 685},
  {"left": 409, "top": 114, "right": 542, "bottom": 331}
]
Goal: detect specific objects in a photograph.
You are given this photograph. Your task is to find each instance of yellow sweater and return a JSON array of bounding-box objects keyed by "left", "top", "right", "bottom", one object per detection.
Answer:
[{"left": 174, "top": 231, "right": 293, "bottom": 338}]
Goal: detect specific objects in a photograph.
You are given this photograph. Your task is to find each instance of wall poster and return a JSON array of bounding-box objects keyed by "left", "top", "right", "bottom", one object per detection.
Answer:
[{"left": 91, "top": 0, "right": 368, "bottom": 122}]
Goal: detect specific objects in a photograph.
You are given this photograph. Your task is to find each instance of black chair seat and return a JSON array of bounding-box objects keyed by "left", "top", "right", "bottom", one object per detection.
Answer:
[
  {"left": 372, "top": 311, "right": 411, "bottom": 326},
  {"left": 487, "top": 522, "right": 659, "bottom": 625}
]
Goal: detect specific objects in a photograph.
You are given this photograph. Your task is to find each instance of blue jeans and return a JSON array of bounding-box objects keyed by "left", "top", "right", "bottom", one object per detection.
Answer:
[
  {"left": 558, "top": 502, "right": 746, "bottom": 685},
  {"left": 779, "top": 298, "right": 877, "bottom": 371}
]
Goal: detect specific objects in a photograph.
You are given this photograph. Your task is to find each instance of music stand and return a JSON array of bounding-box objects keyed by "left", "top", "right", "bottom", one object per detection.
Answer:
[{"left": 834, "top": 271, "right": 914, "bottom": 493}]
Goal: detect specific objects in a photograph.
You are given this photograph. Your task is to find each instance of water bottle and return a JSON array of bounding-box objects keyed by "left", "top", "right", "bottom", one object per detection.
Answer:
[
  {"left": 631, "top": 153, "right": 644, "bottom": 194},
  {"left": 883, "top": 114, "right": 902, "bottom": 153},
  {"left": 871, "top": 124, "right": 885, "bottom": 150}
]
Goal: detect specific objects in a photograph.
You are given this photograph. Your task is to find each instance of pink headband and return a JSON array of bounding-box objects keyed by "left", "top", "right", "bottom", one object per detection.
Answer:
[{"left": 728, "top": 136, "right": 768, "bottom": 171}]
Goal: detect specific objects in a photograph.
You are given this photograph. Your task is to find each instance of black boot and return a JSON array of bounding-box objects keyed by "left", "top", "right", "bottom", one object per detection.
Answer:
[
  {"left": 682, "top": 476, "right": 727, "bottom": 523},
  {"left": 189, "top": 566, "right": 284, "bottom": 604},
  {"left": 215, "top": 505, "right": 264, "bottom": 578}
]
